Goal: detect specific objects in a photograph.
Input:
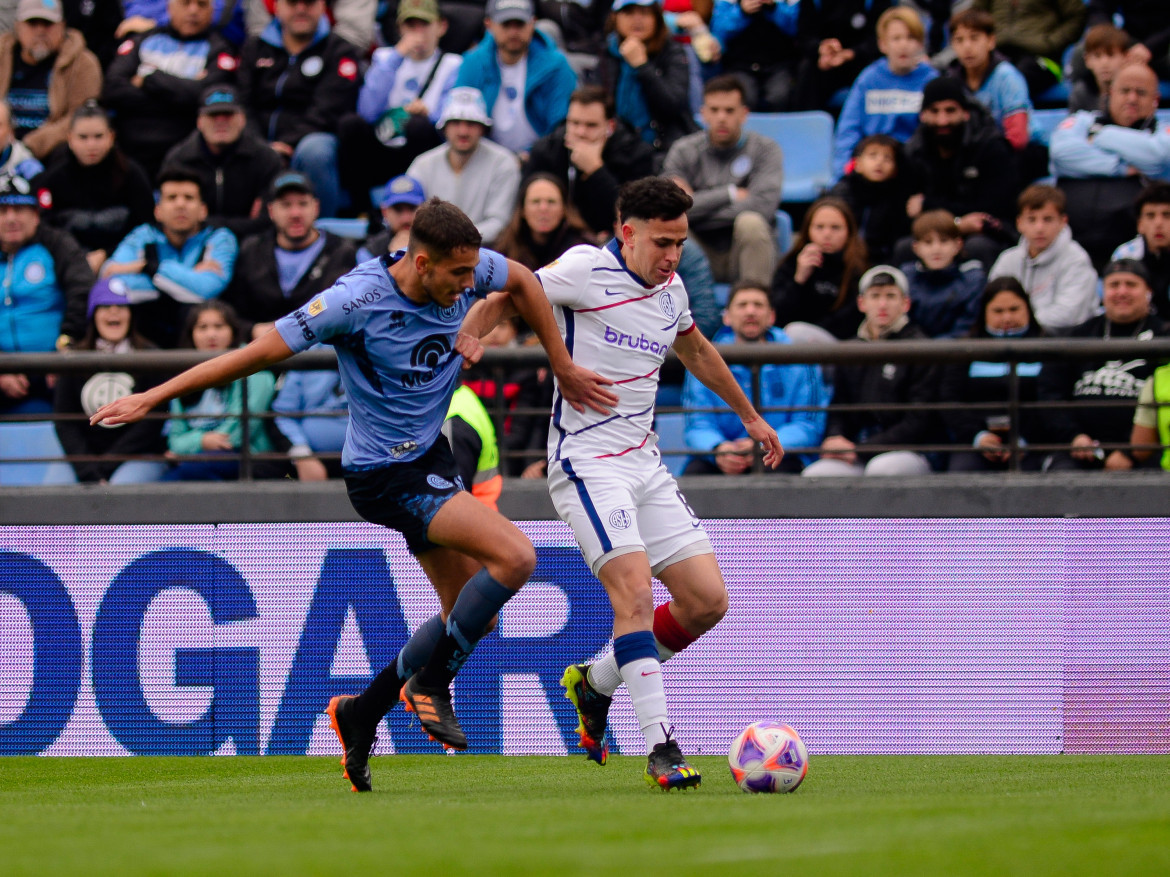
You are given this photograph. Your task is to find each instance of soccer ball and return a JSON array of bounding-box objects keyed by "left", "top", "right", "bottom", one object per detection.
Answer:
[{"left": 727, "top": 722, "right": 808, "bottom": 793}]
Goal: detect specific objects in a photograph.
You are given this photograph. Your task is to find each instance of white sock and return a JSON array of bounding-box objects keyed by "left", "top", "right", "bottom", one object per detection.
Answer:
[
  {"left": 619, "top": 656, "right": 669, "bottom": 751},
  {"left": 588, "top": 638, "right": 675, "bottom": 697}
]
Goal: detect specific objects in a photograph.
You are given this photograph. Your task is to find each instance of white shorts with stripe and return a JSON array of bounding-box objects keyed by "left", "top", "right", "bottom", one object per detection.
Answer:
[{"left": 547, "top": 446, "right": 712, "bottom": 577}]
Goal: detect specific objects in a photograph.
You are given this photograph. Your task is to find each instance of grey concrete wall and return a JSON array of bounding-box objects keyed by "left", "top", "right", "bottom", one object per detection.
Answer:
[{"left": 1, "top": 473, "right": 1166, "bottom": 525}]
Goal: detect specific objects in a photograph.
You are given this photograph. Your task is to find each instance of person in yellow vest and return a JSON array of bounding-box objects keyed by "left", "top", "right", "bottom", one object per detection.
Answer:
[
  {"left": 443, "top": 383, "right": 503, "bottom": 510},
  {"left": 1130, "top": 361, "right": 1170, "bottom": 470}
]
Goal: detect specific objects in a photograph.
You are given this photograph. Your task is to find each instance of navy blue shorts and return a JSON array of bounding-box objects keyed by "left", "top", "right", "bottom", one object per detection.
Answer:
[{"left": 344, "top": 438, "right": 465, "bottom": 555}]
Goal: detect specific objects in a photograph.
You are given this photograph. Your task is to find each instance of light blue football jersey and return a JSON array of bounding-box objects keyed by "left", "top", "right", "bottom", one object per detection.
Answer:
[{"left": 274, "top": 249, "right": 509, "bottom": 469}]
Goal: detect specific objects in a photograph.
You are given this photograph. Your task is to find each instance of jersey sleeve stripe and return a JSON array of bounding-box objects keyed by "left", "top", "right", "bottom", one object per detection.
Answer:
[{"left": 677, "top": 322, "right": 698, "bottom": 335}]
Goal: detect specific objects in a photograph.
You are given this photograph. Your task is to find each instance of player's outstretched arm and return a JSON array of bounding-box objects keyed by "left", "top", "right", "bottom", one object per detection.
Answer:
[
  {"left": 674, "top": 328, "right": 784, "bottom": 469},
  {"left": 502, "top": 259, "right": 618, "bottom": 414},
  {"left": 90, "top": 329, "right": 295, "bottom": 427}
]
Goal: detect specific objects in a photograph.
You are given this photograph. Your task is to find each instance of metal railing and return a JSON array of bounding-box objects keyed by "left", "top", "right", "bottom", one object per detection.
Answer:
[{"left": 4, "top": 337, "right": 1170, "bottom": 479}]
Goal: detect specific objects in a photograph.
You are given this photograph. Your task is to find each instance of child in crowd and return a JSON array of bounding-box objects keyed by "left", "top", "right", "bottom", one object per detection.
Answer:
[
  {"left": 902, "top": 209, "right": 986, "bottom": 338},
  {"left": 162, "top": 300, "right": 282, "bottom": 481},
  {"left": 1070, "top": 24, "right": 1131, "bottom": 113},
  {"left": 832, "top": 6, "right": 938, "bottom": 178},
  {"left": 827, "top": 134, "right": 914, "bottom": 265},
  {"left": 1111, "top": 182, "right": 1170, "bottom": 317},
  {"left": 53, "top": 278, "right": 168, "bottom": 484},
  {"left": 989, "top": 184, "right": 1098, "bottom": 332},
  {"left": 946, "top": 8, "right": 1032, "bottom": 151},
  {"left": 940, "top": 277, "right": 1047, "bottom": 472},
  {"left": 801, "top": 265, "right": 941, "bottom": 477},
  {"left": 772, "top": 197, "right": 869, "bottom": 341}
]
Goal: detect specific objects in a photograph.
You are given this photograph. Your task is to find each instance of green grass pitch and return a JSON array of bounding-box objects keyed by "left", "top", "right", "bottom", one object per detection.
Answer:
[{"left": 2, "top": 755, "right": 1167, "bottom": 876}]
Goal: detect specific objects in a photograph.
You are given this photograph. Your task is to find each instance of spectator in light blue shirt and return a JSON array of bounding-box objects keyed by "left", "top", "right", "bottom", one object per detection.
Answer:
[{"left": 102, "top": 168, "right": 238, "bottom": 348}]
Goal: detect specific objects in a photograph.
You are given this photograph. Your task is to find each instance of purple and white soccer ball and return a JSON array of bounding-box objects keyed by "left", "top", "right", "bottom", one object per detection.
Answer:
[{"left": 727, "top": 722, "right": 809, "bottom": 793}]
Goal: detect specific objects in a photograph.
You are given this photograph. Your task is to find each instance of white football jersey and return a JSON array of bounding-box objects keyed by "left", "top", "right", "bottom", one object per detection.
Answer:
[{"left": 536, "top": 240, "right": 695, "bottom": 462}]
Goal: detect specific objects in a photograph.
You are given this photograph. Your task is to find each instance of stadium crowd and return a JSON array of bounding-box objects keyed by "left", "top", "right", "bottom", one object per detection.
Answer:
[{"left": 4, "top": 0, "right": 1170, "bottom": 481}]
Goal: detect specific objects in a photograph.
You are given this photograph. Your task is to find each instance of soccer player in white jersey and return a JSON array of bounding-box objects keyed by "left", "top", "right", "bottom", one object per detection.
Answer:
[
  {"left": 89, "top": 199, "right": 616, "bottom": 792},
  {"left": 532, "top": 177, "right": 783, "bottom": 789}
]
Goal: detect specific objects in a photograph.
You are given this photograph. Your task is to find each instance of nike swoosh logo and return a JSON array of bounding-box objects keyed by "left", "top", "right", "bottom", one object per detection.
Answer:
[
  {"left": 640, "top": 670, "right": 660, "bottom": 677},
  {"left": 603, "top": 288, "right": 624, "bottom": 296}
]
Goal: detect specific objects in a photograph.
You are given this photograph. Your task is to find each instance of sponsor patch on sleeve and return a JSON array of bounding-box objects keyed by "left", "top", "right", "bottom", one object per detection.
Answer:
[{"left": 307, "top": 297, "right": 327, "bottom": 317}]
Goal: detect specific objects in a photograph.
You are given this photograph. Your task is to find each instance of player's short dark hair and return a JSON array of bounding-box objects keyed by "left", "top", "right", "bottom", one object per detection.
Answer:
[
  {"left": 949, "top": 8, "right": 994, "bottom": 36},
  {"left": 617, "top": 177, "right": 692, "bottom": 224},
  {"left": 703, "top": 73, "right": 747, "bottom": 104},
  {"left": 156, "top": 168, "right": 205, "bottom": 197},
  {"left": 409, "top": 197, "right": 482, "bottom": 259},
  {"left": 1136, "top": 181, "right": 1170, "bottom": 212},
  {"left": 569, "top": 85, "right": 614, "bottom": 119}
]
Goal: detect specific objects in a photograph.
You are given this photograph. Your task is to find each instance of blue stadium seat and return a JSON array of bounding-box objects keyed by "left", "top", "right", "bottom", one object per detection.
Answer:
[
  {"left": 0, "top": 421, "right": 76, "bottom": 486},
  {"left": 1030, "top": 108, "right": 1070, "bottom": 146},
  {"left": 743, "top": 112, "right": 835, "bottom": 204},
  {"left": 314, "top": 218, "right": 368, "bottom": 240},
  {"left": 775, "top": 208, "right": 793, "bottom": 256},
  {"left": 653, "top": 413, "right": 690, "bottom": 477}
]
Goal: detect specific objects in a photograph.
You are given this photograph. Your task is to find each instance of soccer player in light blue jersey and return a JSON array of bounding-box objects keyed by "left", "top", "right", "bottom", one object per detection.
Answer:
[{"left": 91, "top": 198, "right": 616, "bottom": 792}]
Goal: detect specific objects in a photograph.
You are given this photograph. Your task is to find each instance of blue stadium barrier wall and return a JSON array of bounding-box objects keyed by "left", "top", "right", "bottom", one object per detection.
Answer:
[{"left": 2, "top": 516, "right": 1168, "bottom": 757}]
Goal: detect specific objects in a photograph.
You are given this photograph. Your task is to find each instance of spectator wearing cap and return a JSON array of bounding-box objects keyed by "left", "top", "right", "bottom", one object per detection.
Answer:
[
  {"left": 337, "top": 0, "right": 460, "bottom": 221},
  {"left": 801, "top": 265, "right": 942, "bottom": 478},
  {"left": 0, "top": 0, "right": 102, "bottom": 160},
  {"left": 0, "top": 171, "right": 94, "bottom": 414},
  {"left": 1050, "top": 63, "right": 1170, "bottom": 269},
  {"left": 357, "top": 174, "right": 424, "bottom": 260},
  {"left": 524, "top": 84, "right": 655, "bottom": 237},
  {"left": 38, "top": 100, "right": 156, "bottom": 276},
  {"left": 663, "top": 74, "right": 783, "bottom": 286},
  {"left": 51, "top": 277, "right": 170, "bottom": 484},
  {"left": 223, "top": 170, "right": 357, "bottom": 339},
  {"left": 102, "top": 168, "right": 239, "bottom": 348},
  {"left": 101, "top": 0, "right": 239, "bottom": 181},
  {"left": 597, "top": 0, "right": 698, "bottom": 159},
  {"left": 160, "top": 84, "right": 285, "bottom": 240},
  {"left": 0, "top": 98, "right": 43, "bottom": 180},
  {"left": 406, "top": 86, "right": 520, "bottom": 241},
  {"left": 1038, "top": 258, "right": 1168, "bottom": 472},
  {"left": 901, "top": 75, "right": 1018, "bottom": 272},
  {"left": 238, "top": 0, "right": 360, "bottom": 219},
  {"left": 454, "top": 0, "right": 577, "bottom": 156}
]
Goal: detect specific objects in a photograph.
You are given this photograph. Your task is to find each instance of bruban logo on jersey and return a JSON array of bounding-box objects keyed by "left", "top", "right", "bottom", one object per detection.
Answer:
[
  {"left": 603, "top": 325, "right": 671, "bottom": 355},
  {"left": 659, "top": 292, "right": 675, "bottom": 320},
  {"left": 403, "top": 335, "right": 451, "bottom": 387}
]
